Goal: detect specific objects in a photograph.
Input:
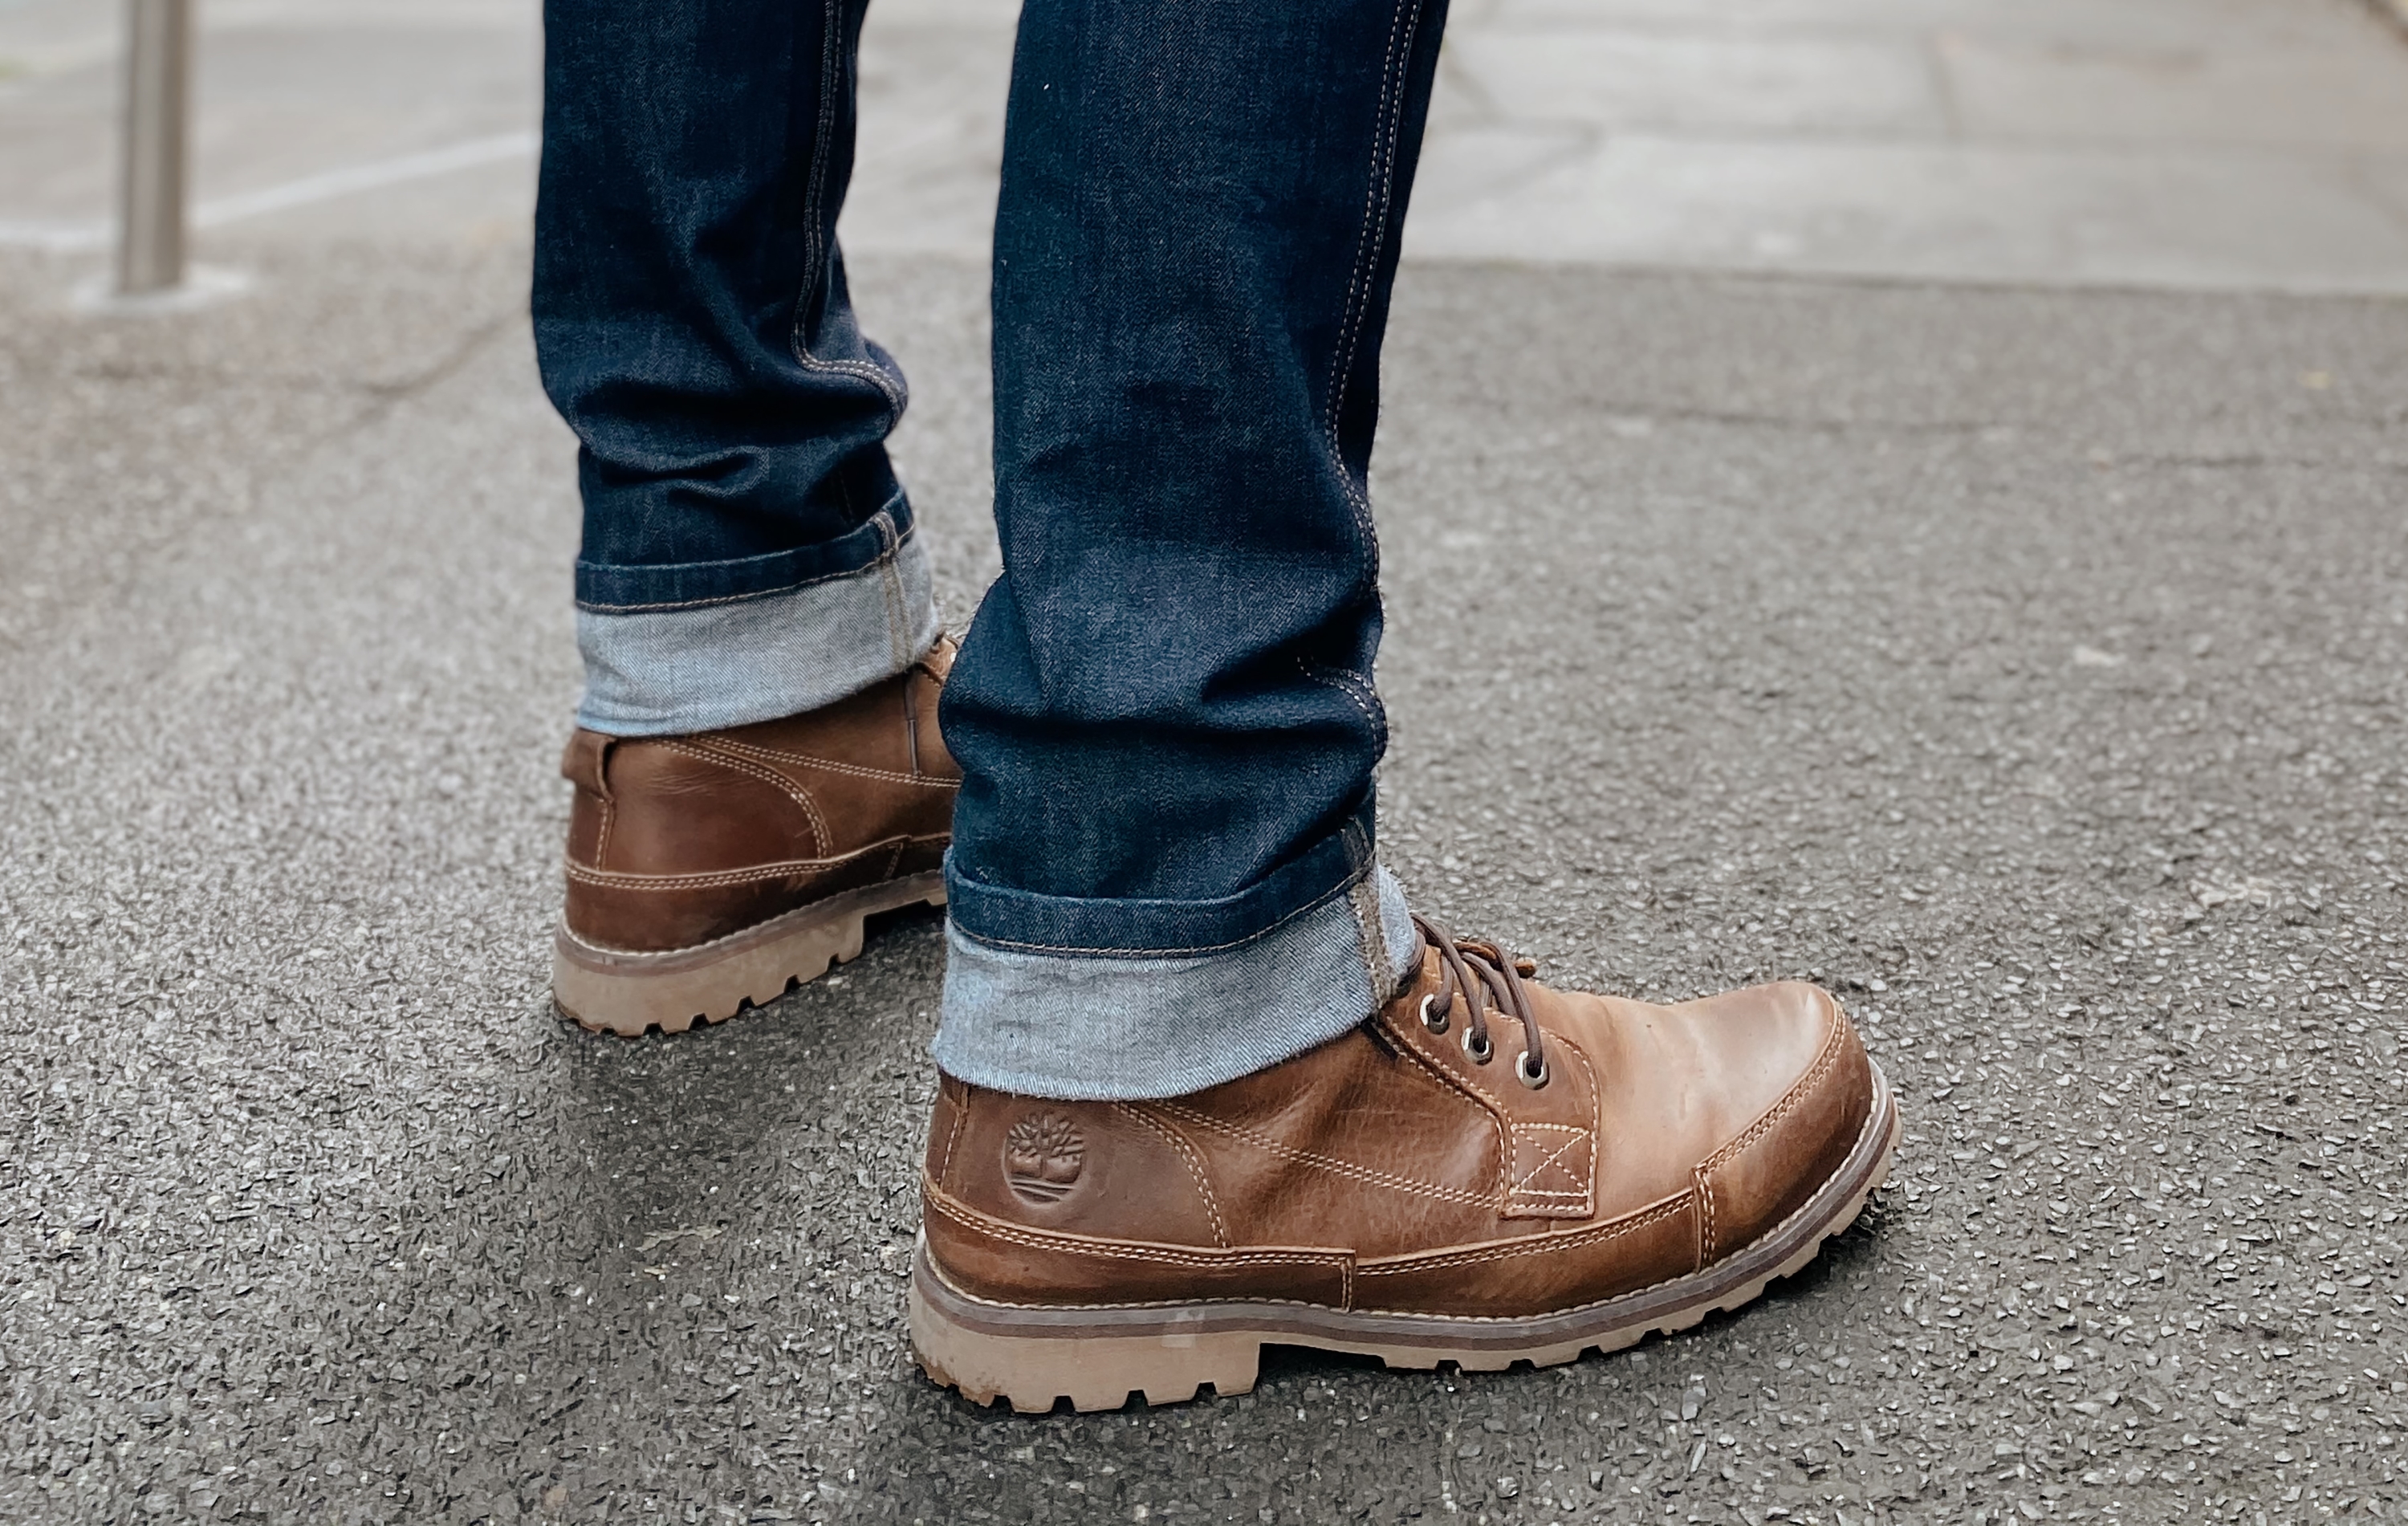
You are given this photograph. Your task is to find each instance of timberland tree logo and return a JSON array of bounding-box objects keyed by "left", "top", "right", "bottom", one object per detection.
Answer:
[{"left": 1003, "top": 1112, "right": 1084, "bottom": 1204}]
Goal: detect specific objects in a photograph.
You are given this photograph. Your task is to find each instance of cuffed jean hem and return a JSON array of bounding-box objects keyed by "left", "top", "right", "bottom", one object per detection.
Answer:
[
  {"left": 572, "top": 513, "right": 939, "bottom": 736},
  {"left": 931, "top": 862, "right": 1418, "bottom": 1101}
]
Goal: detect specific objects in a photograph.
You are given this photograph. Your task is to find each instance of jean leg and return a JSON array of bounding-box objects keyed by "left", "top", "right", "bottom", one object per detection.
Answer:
[
  {"left": 934, "top": 0, "right": 1448, "bottom": 1098},
  {"left": 535, "top": 0, "right": 938, "bottom": 736}
]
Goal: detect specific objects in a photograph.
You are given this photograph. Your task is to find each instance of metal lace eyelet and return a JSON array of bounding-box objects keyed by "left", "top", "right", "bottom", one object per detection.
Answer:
[
  {"left": 1516, "top": 1050, "right": 1549, "bottom": 1089},
  {"left": 1418, "top": 993, "right": 1448, "bottom": 1034},
  {"left": 1462, "top": 1028, "right": 1493, "bottom": 1064}
]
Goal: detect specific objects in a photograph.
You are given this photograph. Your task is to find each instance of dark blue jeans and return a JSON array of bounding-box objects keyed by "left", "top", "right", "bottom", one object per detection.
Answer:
[{"left": 535, "top": 0, "right": 1444, "bottom": 1097}]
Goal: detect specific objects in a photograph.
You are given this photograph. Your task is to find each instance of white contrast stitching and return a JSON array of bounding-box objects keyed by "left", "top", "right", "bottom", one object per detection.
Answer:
[
  {"left": 1356, "top": 1195, "right": 1690, "bottom": 1278},
  {"left": 1701, "top": 1010, "right": 1848, "bottom": 1176},
  {"left": 563, "top": 835, "right": 929, "bottom": 891},
  {"left": 706, "top": 736, "right": 954, "bottom": 788},
  {"left": 1299, "top": 659, "right": 1382, "bottom": 733},
  {"left": 924, "top": 1185, "right": 1348, "bottom": 1274},
  {"left": 659, "top": 739, "right": 830, "bottom": 854},
  {"left": 788, "top": 0, "right": 907, "bottom": 410},
  {"left": 1323, "top": 0, "right": 1430, "bottom": 539},
  {"left": 1149, "top": 1101, "right": 1491, "bottom": 1208},
  {"left": 1510, "top": 1129, "right": 1590, "bottom": 1194},
  {"left": 1379, "top": 1020, "right": 1515, "bottom": 1203},
  {"left": 1117, "top": 1105, "right": 1230, "bottom": 1248},
  {"left": 936, "top": 1087, "right": 967, "bottom": 1189},
  {"left": 1694, "top": 1007, "right": 1848, "bottom": 1263},
  {"left": 929, "top": 1087, "right": 1886, "bottom": 1320}
]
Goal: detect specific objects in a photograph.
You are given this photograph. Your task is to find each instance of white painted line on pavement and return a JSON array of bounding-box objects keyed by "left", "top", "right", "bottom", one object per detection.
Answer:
[
  {"left": 0, "top": 219, "right": 109, "bottom": 253},
  {"left": 191, "top": 130, "right": 537, "bottom": 226},
  {"left": 0, "top": 129, "right": 539, "bottom": 251}
]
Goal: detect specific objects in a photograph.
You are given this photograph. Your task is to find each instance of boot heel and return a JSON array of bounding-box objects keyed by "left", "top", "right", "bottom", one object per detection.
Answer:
[
  {"left": 552, "top": 871, "right": 944, "bottom": 1036},
  {"left": 909, "top": 1258, "right": 1262, "bottom": 1413}
]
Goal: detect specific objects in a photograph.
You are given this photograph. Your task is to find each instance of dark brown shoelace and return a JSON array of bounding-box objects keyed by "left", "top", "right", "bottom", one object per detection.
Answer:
[{"left": 1410, "top": 914, "right": 1549, "bottom": 1089}]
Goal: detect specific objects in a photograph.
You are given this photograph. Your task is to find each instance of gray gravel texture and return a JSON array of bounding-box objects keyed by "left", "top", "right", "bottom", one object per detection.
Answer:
[{"left": 3, "top": 242, "right": 2406, "bottom": 1526}]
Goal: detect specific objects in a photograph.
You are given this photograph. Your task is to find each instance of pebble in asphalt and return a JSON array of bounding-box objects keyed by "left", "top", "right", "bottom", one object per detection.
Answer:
[{"left": 3, "top": 242, "right": 2406, "bottom": 1524}]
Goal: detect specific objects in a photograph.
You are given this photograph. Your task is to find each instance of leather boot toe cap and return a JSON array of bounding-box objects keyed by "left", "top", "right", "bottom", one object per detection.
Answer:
[{"left": 1681, "top": 980, "right": 1875, "bottom": 1265}]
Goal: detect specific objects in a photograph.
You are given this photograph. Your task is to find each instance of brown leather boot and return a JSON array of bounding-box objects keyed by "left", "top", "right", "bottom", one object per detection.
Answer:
[
  {"left": 909, "top": 916, "right": 1898, "bottom": 1410},
  {"left": 551, "top": 637, "right": 961, "bottom": 1036}
]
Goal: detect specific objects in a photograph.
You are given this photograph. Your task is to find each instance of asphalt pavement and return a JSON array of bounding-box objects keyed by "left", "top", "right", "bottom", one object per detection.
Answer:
[
  {"left": 4, "top": 3, "right": 2408, "bottom": 1522},
  {"left": 14, "top": 0, "right": 2408, "bottom": 287},
  {"left": 4, "top": 229, "right": 2406, "bottom": 1525}
]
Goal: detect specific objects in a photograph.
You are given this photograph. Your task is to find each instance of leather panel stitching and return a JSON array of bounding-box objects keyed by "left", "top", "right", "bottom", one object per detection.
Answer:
[
  {"left": 1149, "top": 1100, "right": 1491, "bottom": 1209},
  {"left": 1376, "top": 1015, "right": 1515, "bottom": 1204},
  {"left": 929, "top": 1087, "right": 1885, "bottom": 1320},
  {"left": 1508, "top": 1125, "right": 1592, "bottom": 1198},
  {"left": 563, "top": 834, "right": 941, "bottom": 891},
  {"left": 661, "top": 738, "right": 830, "bottom": 853},
  {"left": 706, "top": 736, "right": 958, "bottom": 789},
  {"left": 1117, "top": 1105, "right": 1231, "bottom": 1248},
  {"left": 1356, "top": 1194, "right": 1690, "bottom": 1277},
  {"left": 936, "top": 1092, "right": 967, "bottom": 1190},
  {"left": 924, "top": 1184, "right": 1351, "bottom": 1275},
  {"left": 1700, "top": 1011, "right": 1847, "bottom": 1178}
]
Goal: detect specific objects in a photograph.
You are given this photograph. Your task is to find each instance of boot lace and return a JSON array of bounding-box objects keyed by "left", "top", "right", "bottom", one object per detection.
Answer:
[{"left": 1410, "top": 914, "right": 1549, "bottom": 1089}]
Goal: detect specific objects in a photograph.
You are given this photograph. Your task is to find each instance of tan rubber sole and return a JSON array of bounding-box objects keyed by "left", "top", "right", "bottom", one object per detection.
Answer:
[
  {"left": 552, "top": 870, "right": 946, "bottom": 1037},
  {"left": 911, "top": 1062, "right": 1898, "bottom": 1413}
]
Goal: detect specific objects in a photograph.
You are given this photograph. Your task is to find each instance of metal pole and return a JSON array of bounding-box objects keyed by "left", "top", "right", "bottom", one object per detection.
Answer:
[{"left": 117, "top": 0, "right": 192, "bottom": 296}]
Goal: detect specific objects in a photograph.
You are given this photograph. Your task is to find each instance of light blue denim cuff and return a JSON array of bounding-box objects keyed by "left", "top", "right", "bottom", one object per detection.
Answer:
[
  {"left": 573, "top": 520, "right": 939, "bottom": 735},
  {"left": 932, "top": 863, "right": 1418, "bottom": 1101}
]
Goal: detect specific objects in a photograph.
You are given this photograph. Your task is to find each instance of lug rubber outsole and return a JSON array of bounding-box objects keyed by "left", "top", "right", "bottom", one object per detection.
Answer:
[
  {"left": 552, "top": 871, "right": 946, "bottom": 1037},
  {"left": 910, "top": 1062, "right": 1898, "bottom": 1413}
]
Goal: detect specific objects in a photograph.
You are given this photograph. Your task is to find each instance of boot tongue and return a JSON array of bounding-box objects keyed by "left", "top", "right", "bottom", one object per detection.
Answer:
[
  {"left": 1390, "top": 929, "right": 1432, "bottom": 1002},
  {"left": 916, "top": 632, "right": 959, "bottom": 681}
]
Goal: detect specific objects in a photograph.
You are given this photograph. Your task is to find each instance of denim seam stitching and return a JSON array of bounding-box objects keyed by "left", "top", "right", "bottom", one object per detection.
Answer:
[
  {"left": 1331, "top": 665, "right": 1385, "bottom": 735},
  {"left": 874, "top": 510, "right": 911, "bottom": 671},
  {"left": 1348, "top": 870, "right": 1394, "bottom": 1002},
  {"left": 1320, "top": 0, "right": 1405, "bottom": 471},
  {"left": 787, "top": 0, "right": 906, "bottom": 413},
  {"left": 575, "top": 506, "right": 914, "bottom": 614},
  {"left": 1322, "top": 0, "right": 1427, "bottom": 545},
  {"left": 1298, "top": 658, "right": 1384, "bottom": 745},
  {"left": 946, "top": 860, "right": 1368, "bottom": 959}
]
